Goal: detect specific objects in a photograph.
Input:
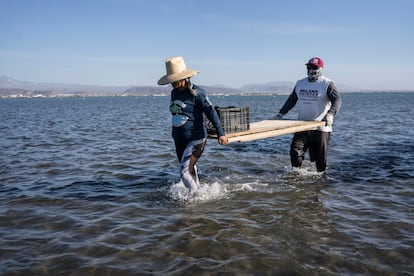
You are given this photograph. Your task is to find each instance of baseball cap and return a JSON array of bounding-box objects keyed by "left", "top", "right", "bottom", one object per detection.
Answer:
[{"left": 305, "top": 57, "right": 324, "bottom": 68}]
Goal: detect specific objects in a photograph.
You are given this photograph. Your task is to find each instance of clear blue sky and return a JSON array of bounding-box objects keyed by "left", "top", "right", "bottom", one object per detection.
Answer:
[{"left": 1, "top": 0, "right": 413, "bottom": 90}]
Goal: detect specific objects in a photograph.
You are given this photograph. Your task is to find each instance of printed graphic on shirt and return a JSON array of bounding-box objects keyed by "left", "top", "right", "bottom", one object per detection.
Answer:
[
  {"left": 299, "top": 88, "right": 320, "bottom": 106},
  {"left": 170, "top": 100, "right": 189, "bottom": 127},
  {"left": 170, "top": 100, "right": 186, "bottom": 114},
  {"left": 299, "top": 89, "right": 319, "bottom": 97}
]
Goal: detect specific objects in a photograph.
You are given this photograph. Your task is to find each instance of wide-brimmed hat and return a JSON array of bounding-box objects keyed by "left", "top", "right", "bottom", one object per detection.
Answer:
[{"left": 157, "top": 56, "right": 198, "bottom": 85}]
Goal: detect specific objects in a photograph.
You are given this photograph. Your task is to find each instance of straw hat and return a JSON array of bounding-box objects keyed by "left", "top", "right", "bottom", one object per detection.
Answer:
[{"left": 157, "top": 56, "right": 198, "bottom": 85}]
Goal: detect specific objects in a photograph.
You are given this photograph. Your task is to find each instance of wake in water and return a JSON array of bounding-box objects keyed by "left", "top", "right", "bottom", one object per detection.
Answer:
[
  {"left": 162, "top": 163, "right": 328, "bottom": 204},
  {"left": 291, "top": 166, "right": 327, "bottom": 177},
  {"left": 165, "top": 180, "right": 264, "bottom": 203}
]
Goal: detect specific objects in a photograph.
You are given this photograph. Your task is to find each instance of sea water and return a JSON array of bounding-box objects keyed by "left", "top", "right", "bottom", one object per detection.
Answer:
[{"left": 0, "top": 93, "right": 413, "bottom": 274}]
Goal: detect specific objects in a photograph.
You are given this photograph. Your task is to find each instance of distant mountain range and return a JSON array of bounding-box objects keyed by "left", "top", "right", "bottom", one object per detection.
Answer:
[
  {"left": 0, "top": 75, "right": 359, "bottom": 97},
  {"left": 0, "top": 75, "right": 132, "bottom": 97}
]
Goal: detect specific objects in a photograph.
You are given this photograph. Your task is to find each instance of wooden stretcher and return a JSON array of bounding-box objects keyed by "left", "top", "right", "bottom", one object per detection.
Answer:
[{"left": 209, "top": 120, "right": 326, "bottom": 143}]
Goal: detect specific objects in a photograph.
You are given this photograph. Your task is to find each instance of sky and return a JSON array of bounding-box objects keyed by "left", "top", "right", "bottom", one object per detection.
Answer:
[{"left": 1, "top": 0, "right": 413, "bottom": 90}]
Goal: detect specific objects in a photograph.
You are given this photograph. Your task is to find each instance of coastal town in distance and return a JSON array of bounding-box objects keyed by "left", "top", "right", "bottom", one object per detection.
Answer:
[{"left": 1, "top": 75, "right": 404, "bottom": 99}]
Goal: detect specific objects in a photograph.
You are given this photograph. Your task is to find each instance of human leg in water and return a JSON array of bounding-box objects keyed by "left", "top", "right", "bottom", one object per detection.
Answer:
[
  {"left": 309, "top": 131, "right": 331, "bottom": 172},
  {"left": 290, "top": 131, "right": 309, "bottom": 169},
  {"left": 175, "top": 138, "right": 206, "bottom": 192}
]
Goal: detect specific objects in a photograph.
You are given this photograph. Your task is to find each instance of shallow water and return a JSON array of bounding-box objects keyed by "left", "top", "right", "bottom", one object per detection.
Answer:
[{"left": 1, "top": 93, "right": 413, "bottom": 275}]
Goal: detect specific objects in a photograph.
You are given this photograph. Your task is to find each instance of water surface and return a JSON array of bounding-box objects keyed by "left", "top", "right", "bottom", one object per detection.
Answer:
[{"left": 1, "top": 93, "right": 413, "bottom": 275}]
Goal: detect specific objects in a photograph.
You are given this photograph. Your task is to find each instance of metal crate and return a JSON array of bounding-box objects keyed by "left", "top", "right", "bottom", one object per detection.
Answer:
[{"left": 206, "top": 106, "right": 250, "bottom": 135}]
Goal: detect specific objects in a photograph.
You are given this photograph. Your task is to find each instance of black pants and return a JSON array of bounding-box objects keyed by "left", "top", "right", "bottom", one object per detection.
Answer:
[{"left": 290, "top": 130, "right": 331, "bottom": 172}]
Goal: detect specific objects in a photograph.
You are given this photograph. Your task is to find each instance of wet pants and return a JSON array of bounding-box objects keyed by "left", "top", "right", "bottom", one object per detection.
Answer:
[
  {"left": 175, "top": 138, "right": 206, "bottom": 192},
  {"left": 290, "top": 130, "right": 331, "bottom": 172}
]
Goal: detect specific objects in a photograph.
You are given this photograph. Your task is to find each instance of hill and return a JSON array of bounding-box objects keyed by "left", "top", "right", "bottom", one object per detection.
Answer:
[
  {"left": 0, "top": 76, "right": 249, "bottom": 97},
  {"left": 0, "top": 75, "right": 365, "bottom": 97}
]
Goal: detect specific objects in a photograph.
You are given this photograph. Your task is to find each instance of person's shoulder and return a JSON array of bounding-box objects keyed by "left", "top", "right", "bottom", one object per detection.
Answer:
[
  {"left": 319, "top": 76, "right": 339, "bottom": 93},
  {"left": 296, "top": 77, "right": 308, "bottom": 85},
  {"left": 192, "top": 84, "right": 209, "bottom": 99},
  {"left": 320, "top": 76, "right": 334, "bottom": 83},
  {"left": 193, "top": 84, "right": 207, "bottom": 94}
]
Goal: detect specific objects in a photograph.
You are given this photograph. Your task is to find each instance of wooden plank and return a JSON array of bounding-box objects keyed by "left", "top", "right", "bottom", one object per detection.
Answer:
[{"left": 209, "top": 120, "right": 326, "bottom": 143}]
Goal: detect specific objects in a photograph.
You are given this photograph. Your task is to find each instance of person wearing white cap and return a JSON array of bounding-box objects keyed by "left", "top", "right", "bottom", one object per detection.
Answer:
[
  {"left": 274, "top": 57, "right": 341, "bottom": 172},
  {"left": 158, "top": 56, "right": 228, "bottom": 193}
]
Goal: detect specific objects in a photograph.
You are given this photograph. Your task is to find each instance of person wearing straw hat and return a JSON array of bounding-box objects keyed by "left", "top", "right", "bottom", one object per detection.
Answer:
[
  {"left": 274, "top": 57, "right": 341, "bottom": 172},
  {"left": 158, "top": 56, "right": 228, "bottom": 194}
]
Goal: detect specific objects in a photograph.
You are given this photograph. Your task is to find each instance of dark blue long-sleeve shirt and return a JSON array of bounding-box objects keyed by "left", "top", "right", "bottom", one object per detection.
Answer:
[{"left": 170, "top": 84, "right": 225, "bottom": 142}]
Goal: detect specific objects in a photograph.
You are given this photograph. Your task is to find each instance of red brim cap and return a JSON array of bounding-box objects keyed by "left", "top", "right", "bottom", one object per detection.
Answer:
[{"left": 306, "top": 57, "right": 324, "bottom": 68}]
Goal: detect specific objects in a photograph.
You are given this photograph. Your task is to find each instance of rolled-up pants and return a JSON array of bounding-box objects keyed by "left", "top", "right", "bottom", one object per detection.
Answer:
[
  {"left": 174, "top": 138, "right": 206, "bottom": 192},
  {"left": 290, "top": 130, "right": 331, "bottom": 172}
]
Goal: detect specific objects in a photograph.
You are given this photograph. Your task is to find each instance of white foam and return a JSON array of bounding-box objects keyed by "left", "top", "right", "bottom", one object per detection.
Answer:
[
  {"left": 166, "top": 180, "right": 269, "bottom": 203},
  {"left": 165, "top": 166, "right": 327, "bottom": 203},
  {"left": 291, "top": 166, "right": 325, "bottom": 177}
]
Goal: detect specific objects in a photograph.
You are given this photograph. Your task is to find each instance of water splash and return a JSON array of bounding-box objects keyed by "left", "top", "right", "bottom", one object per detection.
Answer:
[
  {"left": 291, "top": 166, "right": 326, "bottom": 177},
  {"left": 165, "top": 180, "right": 269, "bottom": 203}
]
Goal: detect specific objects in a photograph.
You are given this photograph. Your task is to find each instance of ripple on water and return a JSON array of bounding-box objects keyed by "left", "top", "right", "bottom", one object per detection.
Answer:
[{"left": 1, "top": 95, "right": 414, "bottom": 274}]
